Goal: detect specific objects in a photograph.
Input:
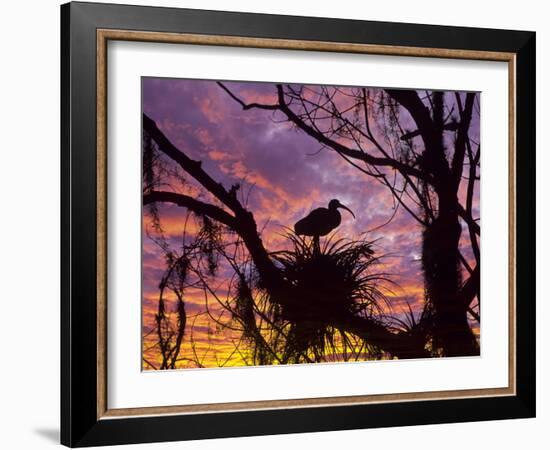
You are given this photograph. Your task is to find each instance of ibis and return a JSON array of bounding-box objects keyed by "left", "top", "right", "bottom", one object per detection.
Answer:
[{"left": 294, "top": 199, "right": 355, "bottom": 250}]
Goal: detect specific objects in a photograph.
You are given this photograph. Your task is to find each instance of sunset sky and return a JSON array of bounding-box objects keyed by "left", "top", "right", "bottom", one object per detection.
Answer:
[{"left": 141, "top": 78, "right": 480, "bottom": 369}]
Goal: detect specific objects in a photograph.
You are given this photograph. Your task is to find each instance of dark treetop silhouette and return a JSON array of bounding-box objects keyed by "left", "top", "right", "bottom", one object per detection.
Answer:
[{"left": 142, "top": 78, "right": 480, "bottom": 369}]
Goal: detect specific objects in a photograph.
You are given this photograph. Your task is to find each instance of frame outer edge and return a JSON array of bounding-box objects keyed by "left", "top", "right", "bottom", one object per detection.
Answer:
[
  {"left": 61, "top": 2, "right": 536, "bottom": 446},
  {"left": 514, "top": 32, "right": 536, "bottom": 416},
  {"left": 60, "top": 2, "right": 72, "bottom": 447},
  {"left": 63, "top": 2, "right": 103, "bottom": 447}
]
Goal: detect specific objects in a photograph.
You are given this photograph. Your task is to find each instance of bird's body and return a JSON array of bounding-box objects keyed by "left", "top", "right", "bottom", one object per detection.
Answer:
[
  {"left": 294, "top": 207, "right": 342, "bottom": 237},
  {"left": 294, "top": 199, "right": 355, "bottom": 240}
]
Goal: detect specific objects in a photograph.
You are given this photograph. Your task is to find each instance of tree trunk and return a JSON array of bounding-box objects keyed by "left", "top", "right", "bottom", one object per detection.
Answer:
[{"left": 422, "top": 194, "right": 479, "bottom": 357}]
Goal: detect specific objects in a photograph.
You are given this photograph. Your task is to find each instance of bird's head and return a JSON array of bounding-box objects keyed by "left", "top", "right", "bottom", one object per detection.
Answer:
[{"left": 328, "top": 199, "right": 355, "bottom": 218}]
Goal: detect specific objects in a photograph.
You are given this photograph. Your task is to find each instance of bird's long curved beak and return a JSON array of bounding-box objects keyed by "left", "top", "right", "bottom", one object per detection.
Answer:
[{"left": 339, "top": 204, "right": 355, "bottom": 219}]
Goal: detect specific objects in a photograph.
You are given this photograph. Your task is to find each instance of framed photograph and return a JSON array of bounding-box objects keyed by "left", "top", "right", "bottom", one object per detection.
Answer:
[{"left": 61, "top": 1, "right": 536, "bottom": 447}]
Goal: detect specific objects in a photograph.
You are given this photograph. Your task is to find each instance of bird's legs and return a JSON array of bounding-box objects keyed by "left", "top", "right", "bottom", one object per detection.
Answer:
[{"left": 312, "top": 235, "right": 320, "bottom": 256}]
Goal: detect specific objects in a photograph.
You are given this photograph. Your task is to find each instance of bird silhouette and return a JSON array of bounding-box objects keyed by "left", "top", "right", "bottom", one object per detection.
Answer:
[{"left": 294, "top": 199, "right": 355, "bottom": 252}]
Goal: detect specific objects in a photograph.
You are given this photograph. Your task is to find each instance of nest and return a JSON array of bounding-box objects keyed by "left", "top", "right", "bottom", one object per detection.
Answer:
[{"left": 272, "top": 234, "right": 387, "bottom": 326}]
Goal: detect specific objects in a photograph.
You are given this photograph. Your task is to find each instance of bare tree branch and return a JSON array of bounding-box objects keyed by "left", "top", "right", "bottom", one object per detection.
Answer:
[
  {"left": 144, "top": 190, "right": 237, "bottom": 228},
  {"left": 143, "top": 113, "right": 285, "bottom": 297},
  {"left": 452, "top": 92, "right": 476, "bottom": 191}
]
